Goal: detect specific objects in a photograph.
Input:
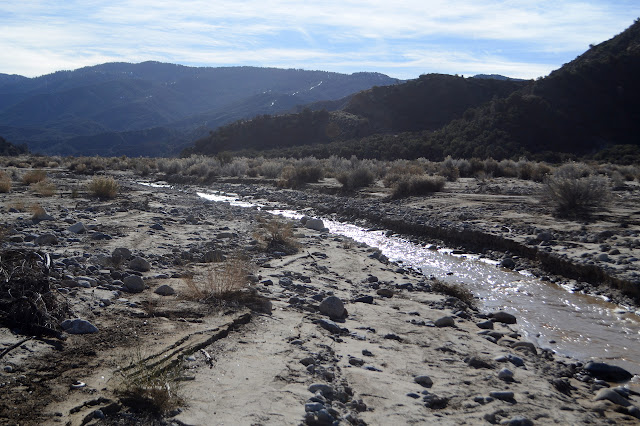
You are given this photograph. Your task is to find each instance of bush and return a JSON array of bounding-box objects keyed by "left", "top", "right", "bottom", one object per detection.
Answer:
[
  {"left": 183, "top": 255, "right": 255, "bottom": 301},
  {"left": 336, "top": 167, "right": 375, "bottom": 191},
  {"left": 88, "top": 176, "right": 119, "bottom": 199},
  {"left": 22, "top": 169, "right": 47, "bottom": 184},
  {"left": 31, "top": 180, "right": 57, "bottom": 197},
  {"left": 391, "top": 175, "right": 445, "bottom": 198},
  {"left": 277, "top": 164, "right": 323, "bottom": 188},
  {"left": 431, "top": 280, "right": 475, "bottom": 308},
  {"left": 253, "top": 218, "right": 298, "bottom": 254},
  {"left": 0, "top": 171, "right": 11, "bottom": 193},
  {"left": 542, "top": 172, "right": 610, "bottom": 217}
]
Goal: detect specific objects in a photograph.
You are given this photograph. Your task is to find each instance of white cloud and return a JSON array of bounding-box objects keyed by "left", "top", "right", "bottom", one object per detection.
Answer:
[{"left": 0, "top": 1, "right": 638, "bottom": 78}]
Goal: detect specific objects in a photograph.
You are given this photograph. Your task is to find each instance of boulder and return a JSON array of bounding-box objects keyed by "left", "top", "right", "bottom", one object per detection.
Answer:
[
  {"left": 35, "top": 234, "right": 58, "bottom": 245},
  {"left": 434, "top": 316, "right": 455, "bottom": 327},
  {"left": 129, "top": 257, "right": 151, "bottom": 272},
  {"left": 112, "top": 248, "right": 132, "bottom": 260},
  {"left": 61, "top": 319, "right": 98, "bottom": 334},
  {"left": 123, "top": 275, "right": 145, "bottom": 293},
  {"left": 154, "top": 284, "right": 176, "bottom": 296},
  {"left": 584, "top": 361, "right": 633, "bottom": 382},
  {"left": 491, "top": 311, "right": 517, "bottom": 324},
  {"left": 305, "top": 218, "right": 326, "bottom": 231},
  {"left": 319, "top": 296, "right": 346, "bottom": 319},
  {"left": 67, "top": 222, "right": 87, "bottom": 234}
]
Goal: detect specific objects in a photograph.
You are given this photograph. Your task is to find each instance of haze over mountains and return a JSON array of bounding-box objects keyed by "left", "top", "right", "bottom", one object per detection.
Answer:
[{"left": 0, "top": 63, "right": 398, "bottom": 156}]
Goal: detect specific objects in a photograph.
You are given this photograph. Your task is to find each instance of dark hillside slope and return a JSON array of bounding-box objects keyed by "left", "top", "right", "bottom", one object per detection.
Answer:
[{"left": 189, "top": 74, "right": 526, "bottom": 156}]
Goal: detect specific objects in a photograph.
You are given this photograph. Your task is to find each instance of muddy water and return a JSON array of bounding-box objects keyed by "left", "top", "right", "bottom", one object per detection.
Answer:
[{"left": 190, "top": 189, "right": 640, "bottom": 375}]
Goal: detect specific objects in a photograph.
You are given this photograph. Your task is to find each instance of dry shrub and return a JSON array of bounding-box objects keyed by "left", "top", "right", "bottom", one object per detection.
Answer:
[
  {"left": 88, "top": 176, "right": 119, "bottom": 199},
  {"left": 9, "top": 201, "right": 25, "bottom": 211},
  {"left": 277, "top": 164, "right": 323, "bottom": 188},
  {"left": 22, "top": 169, "right": 47, "bottom": 184},
  {"left": 31, "top": 180, "right": 57, "bottom": 197},
  {"left": 259, "top": 160, "right": 285, "bottom": 178},
  {"left": 391, "top": 175, "right": 445, "bottom": 199},
  {"left": 431, "top": 280, "right": 475, "bottom": 308},
  {"left": 254, "top": 217, "right": 298, "bottom": 254},
  {"left": 30, "top": 203, "right": 47, "bottom": 220},
  {"left": 183, "top": 255, "right": 254, "bottom": 302},
  {"left": 0, "top": 171, "right": 11, "bottom": 193},
  {"left": 116, "top": 350, "right": 184, "bottom": 416},
  {"left": 336, "top": 167, "right": 375, "bottom": 191},
  {"left": 542, "top": 165, "right": 610, "bottom": 217}
]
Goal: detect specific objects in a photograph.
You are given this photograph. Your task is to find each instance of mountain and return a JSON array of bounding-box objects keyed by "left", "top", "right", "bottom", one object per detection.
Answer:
[
  {"left": 0, "top": 136, "right": 28, "bottom": 156},
  {"left": 187, "top": 18, "right": 640, "bottom": 162},
  {"left": 188, "top": 73, "right": 528, "bottom": 157},
  {"left": 0, "top": 62, "right": 398, "bottom": 156}
]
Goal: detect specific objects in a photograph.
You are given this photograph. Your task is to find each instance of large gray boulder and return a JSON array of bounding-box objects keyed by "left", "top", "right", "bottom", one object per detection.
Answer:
[
  {"left": 123, "top": 275, "right": 145, "bottom": 293},
  {"left": 319, "top": 296, "right": 346, "bottom": 319},
  {"left": 67, "top": 222, "right": 87, "bottom": 234},
  {"left": 129, "top": 257, "right": 151, "bottom": 272},
  {"left": 305, "top": 218, "right": 326, "bottom": 231},
  {"left": 61, "top": 319, "right": 98, "bottom": 334}
]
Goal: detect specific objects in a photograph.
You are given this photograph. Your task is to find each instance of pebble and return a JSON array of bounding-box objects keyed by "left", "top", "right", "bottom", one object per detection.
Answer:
[
  {"left": 3, "top": 366, "right": 13, "bottom": 373},
  {"left": 506, "top": 354, "right": 525, "bottom": 367},
  {"left": 434, "top": 316, "right": 455, "bottom": 327},
  {"left": 500, "top": 416, "right": 533, "bottom": 426},
  {"left": 489, "top": 391, "right": 515, "bottom": 401},
  {"left": 67, "top": 222, "right": 87, "bottom": 234},
  {"left": 498, "top": 368, "right": 514, "bottom": 381},
  {"left": 476, "top": 320, "right": 494, "bottom": 330},
  {"left": 353, "top": 295, "right": 374, "bottom": 304},
  {"left": 304, "top": 402, "right": 324, "bottom": 412},
  {"left": 154, "top": 284, "right": 176, "bottom": 296},
  {"left": 314, "top": 319, "right": 346, "bottom": 335},
  {"left": 414, "top": 375, "right": 433, "bottom": 388}
]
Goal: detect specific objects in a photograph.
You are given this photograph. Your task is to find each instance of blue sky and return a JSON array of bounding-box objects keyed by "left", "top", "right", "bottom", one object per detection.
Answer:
[{"left": 1, "top": 1, "right": 639, "bottom": 80}]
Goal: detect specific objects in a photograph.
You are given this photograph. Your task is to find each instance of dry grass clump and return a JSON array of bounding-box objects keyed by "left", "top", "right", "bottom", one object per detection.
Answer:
[
  {"left": 254, "top": 217, "right": 298, "bottom": 254},
  {"left": 0, "top": 171, "right": 11, "bottom": 193},
  {"left": 391, "top": 175, "right": 446, "bottom": 199},
  {"left": 336, "top": 166, "right": 375, "bottom": 191},
  {"left": 431, "top": 280, "right": 476, "bottom": 308},
  {"left": 31, "top": 180, "right": 57, "bottom": 197},
  {"left": 88, "top": 176, "right": 119, "bottom": 199},
  {"left": 542, "top": 163, "right": 610, "bottom": 218},
  {"left": 183, "top": 255, "right": 255, "bottom": 302},
  {"left": 21, "top": 169, "right": 47, "bottom": 184},
  {"left": 116, "top": 350, "right": 184, "bottom": 416}
]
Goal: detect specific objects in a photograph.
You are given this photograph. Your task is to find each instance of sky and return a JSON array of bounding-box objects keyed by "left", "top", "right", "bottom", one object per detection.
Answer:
[{"left": 1, "top": 1, "right": 639, "bottom": 80}]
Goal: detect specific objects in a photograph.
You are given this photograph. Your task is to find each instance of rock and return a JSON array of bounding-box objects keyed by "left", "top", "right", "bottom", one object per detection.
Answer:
[
  {"left": 434, "top": 316, "right": 455, "bottom": 327},
  {"left": 491, "top": 311, "right": 517, "bottom": 324},
  {"left": 150, "top": 223, "right": 164, "bottom": 231},
  {"left": 414, "top": 375, "right": 433, "bottom": 388},
  {"left": 596, "top": 253, "right": 610, "bottom": 262},
  {"left": 511, "top": 341, "right": 537, "bottom": 355},
  {"left": 584, "top": 361, "right": 633, "bottom": 382},
  {"left": 308, "top": 383, "right": 334, "bottom": 396},
  {"left": 537, "top": 232, "right": 553, "bottom": 242},
  {"left": 90, "top": 232, "right": 112, "bottom": 240},
  {"left": 489, "top": 391, "right": 515, "bottom": 401},
  {"left": 32, "top": 209, "right": 54, "bottom": 222},
  {"left": 466, "top": 356, "right": 493, "bottom": 369},
  {"left": 123, "top": 275, "right": 145, "bottom": 293},
  {"left": 3, "top": 365, "right": 14, "bottom": 373},
  {"left": 498, "top": 368, "right": 514, "bottom": 381},
  {"left": 506, "top": 354, "right": 525, "bottom": 367},
  {"left": 304, "top": 409, "right": 334, "bottom": 425},
  {"left": 217, "top": 232, "right": 235, "bottom": 239},
  {"left": 353, "top": 295, "right": 374, "bottom": 304},
  {"left": 593, "top": 388, "right": 631, "bottom": 407},
  {"left": 627, "top": 406, "right": 640, "bottom": 419},
  {"left": 154, "top": 284, "right": 176, "bottom": 296},
  {"left": 318, "top": 296, "right": 346, "bottom": 319},
  {"left": 129, "top": 257, "right": 151, "bottom": 272},
  {"left": 112, "top": 248, "right": 132, "bottom": 260},
  {"left": 35, "top": 234, "right": 58, "bottom": 245},
  {"left": 204, "top": 250, "right": 226, "bottom": 263},
  {"left": 61, "top": 319, "right": 98, "bottom": 334},
  {"left": 314, "top": 319, "right": 346, "bottom": 335},
  {"left": 551, "top": 378, "right": 575, "bottom": 395},
  {"left": 305, "top": 402, "right": 324, "bottom": 412},
  {"left": 376, "top": 288, "right": 394, "bottom": 298},
  {"left": 500, "top": 416, "right": 533, "bottom": 426},
  {"left": 67, "top": 222, "right": 87, "bottom": 234},
  {"left": 501, "top": 257, "right": 516, "bottom": 269},
  {"left": 349, "top": 357, "right": 365, "bottom": 367},
  {"left": 305, "top": 218, "right": 325, "bottom": 231},
  {"left": 476, "top": 320, "right": 494, "bottom": 329}
]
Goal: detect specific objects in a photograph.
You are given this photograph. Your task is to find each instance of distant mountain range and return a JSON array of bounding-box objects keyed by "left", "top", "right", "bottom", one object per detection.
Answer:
[
  {"left": 0, "top": 63, "right": 398, "bottom": 156},
  {"left": 189, "top": 19, "right": 640, "bottom": 163}
]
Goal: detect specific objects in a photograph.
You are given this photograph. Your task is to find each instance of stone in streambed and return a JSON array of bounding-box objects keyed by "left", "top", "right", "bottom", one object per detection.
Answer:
[
  {"left": 67, "top": 222, "right": 87, "bottom": 234},
  {"left": 489, "top": 391, "right": 515, "bottom": 401},
  {"left": 61, "top": 319, "right": 98, "bottom": 334},
  {"left": 154, "top": 284, "right": 176, "bottom": 296},
  {"left": 314, "top": 319, "right": 347, "bottom": 335},
  {"left": 414, "top": 375, "right": 433, "bottom": 388},
  {"left": 490, "top": 311, "right": 517, "bottom": 324},
  {"left": 498, "top": 368, "right": 514, "bottom": 381},
  {"left": 501, "top": 417, "right": 533, "bottom": 426},
  {"left": 35, "top": 234, "right": 58, "bottom": 245},
  {"left": 434, "top": 316, "right": 455, "bottom": 327},
  {"left": 129, "top": 256, "right": 151, "bottom": 272},
  {"left": 305, "top": 218, "right": 326, "bottom": 231},
  {"left": 584, "top": 361, "right": 633, "bottom": 382},
  {"left": 319, "top": 296, "right": 346, "bottom": 319},
  {"left": 123, "top": 275, "right": 145, "bottom": 293},
  {"left": 476, "top": 320, "right": 494, "bottom": 329},
  {"left": 353, "top": 295, "right": 374, "bottom": 304},
  {"left": 593, "top": 388, "right": 631, "bottom": 407}
]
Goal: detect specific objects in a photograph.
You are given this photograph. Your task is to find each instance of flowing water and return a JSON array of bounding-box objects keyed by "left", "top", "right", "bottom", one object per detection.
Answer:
[{"left": 146, "top": 184, "right": 640, "bottom": 377}]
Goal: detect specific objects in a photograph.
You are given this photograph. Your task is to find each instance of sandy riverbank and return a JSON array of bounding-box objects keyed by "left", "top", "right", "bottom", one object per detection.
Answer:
[{"left": 1, "top": 168, "right": 639, "bottom": 425}]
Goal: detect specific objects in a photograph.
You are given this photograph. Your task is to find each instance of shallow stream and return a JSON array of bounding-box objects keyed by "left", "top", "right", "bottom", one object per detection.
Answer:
[{"left": 145, "top": 183, "right": 640, "bottom": 377}]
